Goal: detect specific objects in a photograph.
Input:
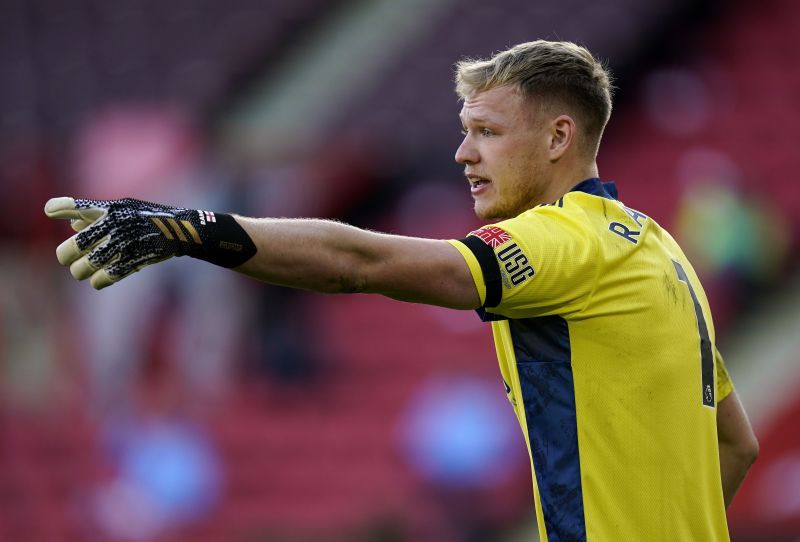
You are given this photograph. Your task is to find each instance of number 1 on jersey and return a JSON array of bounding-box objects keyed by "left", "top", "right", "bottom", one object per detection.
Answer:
[{"left": 672, "top": 260, "right": 715, "bottom": 408}]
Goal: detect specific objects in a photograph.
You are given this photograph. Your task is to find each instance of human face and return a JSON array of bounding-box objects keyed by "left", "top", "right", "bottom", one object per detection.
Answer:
[{"left": 455, "top": 85, "right": 550, "bottom": 221}]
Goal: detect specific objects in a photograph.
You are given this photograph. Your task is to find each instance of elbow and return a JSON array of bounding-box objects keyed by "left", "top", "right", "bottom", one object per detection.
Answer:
[
  {"left": 733, "top": 432, "right": 760, "bottom": 470},
  {"left": 326, "top": 255, "right": 369, "bottom": 294},
  {"left": 331, "top": 251, "right": 377, "bottom": 294},
  {"left": 744, "top": 435, "right": 760, "bottom": 467},
  {"left": 309, "top": 272, "right": 366, "bottom": 294},
  {"left": 303, "top": 252, "right": 369, "bottom": 295},
  {"left": 334, "top": 272, "right": 368, "bottom": 294}
]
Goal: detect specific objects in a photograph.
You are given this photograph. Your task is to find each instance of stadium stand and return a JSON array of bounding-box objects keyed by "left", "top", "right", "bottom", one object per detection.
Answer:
[{"left": 0, "top": 0, "right": 340, "bottom": 160}]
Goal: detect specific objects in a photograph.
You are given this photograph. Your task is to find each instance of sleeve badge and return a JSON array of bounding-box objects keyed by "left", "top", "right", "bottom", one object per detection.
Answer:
[{"left": 469, "top": 226, "right": 512, "bottom": 248}]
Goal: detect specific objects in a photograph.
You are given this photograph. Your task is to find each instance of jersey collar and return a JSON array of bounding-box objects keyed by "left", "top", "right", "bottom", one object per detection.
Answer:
[{"left": 569, "top": 178, "right": 618, "bottom": 200}]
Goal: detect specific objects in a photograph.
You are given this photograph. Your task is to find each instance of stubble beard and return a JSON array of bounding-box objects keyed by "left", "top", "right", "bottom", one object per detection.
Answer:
[{"left": 474, "top": 171, "right": 546, "bottom": 222}]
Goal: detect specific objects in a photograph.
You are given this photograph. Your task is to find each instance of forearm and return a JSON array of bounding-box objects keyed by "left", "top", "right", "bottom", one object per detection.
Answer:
[
  {"left": 231, "top": 216, "right": 479, "bottom": 309},
  {"left": 233, "top": 216, "right": 381, "bottom": 294}
]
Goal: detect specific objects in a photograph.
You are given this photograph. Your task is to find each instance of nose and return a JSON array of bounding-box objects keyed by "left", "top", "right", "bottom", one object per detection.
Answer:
[{"left": 455, "top": 134, "right": 479, "bottom": 165}]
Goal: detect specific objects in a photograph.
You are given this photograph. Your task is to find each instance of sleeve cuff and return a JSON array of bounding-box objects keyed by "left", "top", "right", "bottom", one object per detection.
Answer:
[{"left": 448, "top": 236, "right": 503, "bottom": 308}]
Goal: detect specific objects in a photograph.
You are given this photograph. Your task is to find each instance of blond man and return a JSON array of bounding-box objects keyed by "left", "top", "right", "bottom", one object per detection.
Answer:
[{"left": 46, "top": 40, "right": 757, "bottom": 541}]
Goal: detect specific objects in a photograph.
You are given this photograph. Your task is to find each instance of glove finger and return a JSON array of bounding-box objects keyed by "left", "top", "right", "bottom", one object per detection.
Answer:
[
  {"left": 89, "top": 268, "right": 117, "bottom": 290},
  {"left": 69, "top": 238, "right": 120, "bottom": 280},
  {"left": 69, "top": 254, "right": 98, "bottom": 280},
  {"left": 74, "top": 217, "right": 113, "bottom": 252},
  {"left": 44, "top": 197, "right": 107, "bottom": 223},
  {"left": 70, "top": 218, "right": 93, "bottom": 232},
  {"left": 56, "top": 235, "right": 83, "bottom": 266},
  {"left": 44, "top": 197, "right": 80, "bottom": 220},
  {"left": 86, "top": 236, "right": 118, "bottom": 268},
  {"left": 55, "top": 219, "right": 111, "bottom": 266}
]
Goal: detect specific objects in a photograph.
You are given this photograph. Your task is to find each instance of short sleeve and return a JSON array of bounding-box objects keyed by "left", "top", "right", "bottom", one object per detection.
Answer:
[
  {"left": 715, "top": 347, "right": 734, "bottom": 402},
  {"left": 449, "top": 206, "right": 600, "bottom": 320}
]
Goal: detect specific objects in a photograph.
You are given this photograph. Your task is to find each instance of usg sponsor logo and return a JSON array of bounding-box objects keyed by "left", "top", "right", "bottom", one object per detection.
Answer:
[{"left": 497, "top": 243, "right": 535, "bottom": 287}]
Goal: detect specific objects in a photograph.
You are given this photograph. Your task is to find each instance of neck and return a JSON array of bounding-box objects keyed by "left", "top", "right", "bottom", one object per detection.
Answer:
[{"left": 542, "top": 161, "right": 599, "bottom": 203}]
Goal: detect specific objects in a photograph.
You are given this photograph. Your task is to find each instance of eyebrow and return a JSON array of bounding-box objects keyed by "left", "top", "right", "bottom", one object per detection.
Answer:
[{"left": 459, "top": 114, "right": 495, "bottom": 125}]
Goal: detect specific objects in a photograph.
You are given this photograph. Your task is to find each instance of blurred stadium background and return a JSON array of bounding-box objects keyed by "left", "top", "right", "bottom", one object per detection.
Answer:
[{"left": 1, "top": 0, "right": 799, "bottom": 540}]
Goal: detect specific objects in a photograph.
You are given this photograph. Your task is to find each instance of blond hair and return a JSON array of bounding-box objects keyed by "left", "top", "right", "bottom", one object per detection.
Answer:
[{"left": 455, "top": 40, "right": 614, "bottom": 156}]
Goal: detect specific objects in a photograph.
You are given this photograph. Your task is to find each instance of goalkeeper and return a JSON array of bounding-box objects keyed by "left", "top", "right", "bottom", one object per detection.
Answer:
[{"left": 46, "top": 40, "right": 758, "bottom": 541}]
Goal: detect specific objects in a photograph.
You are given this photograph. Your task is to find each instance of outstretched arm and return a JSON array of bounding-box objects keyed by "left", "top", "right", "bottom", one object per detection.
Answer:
[
  {"left": 235, "top": 217, "right": 480, "bottom": 309},
  {"left": 44, "top": 197, "right": 481, "bottom": 310},
  {"left": 717, "top": 390, "right": 758, "bottom": 508}
]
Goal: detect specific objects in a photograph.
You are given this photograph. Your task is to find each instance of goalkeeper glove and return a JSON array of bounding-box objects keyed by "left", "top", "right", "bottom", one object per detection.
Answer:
[{"left": 44, "top": 197, "right": 256, "bottom": 289}]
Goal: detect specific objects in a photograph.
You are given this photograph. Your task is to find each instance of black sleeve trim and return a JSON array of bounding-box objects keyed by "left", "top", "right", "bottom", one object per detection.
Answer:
[{"left": 459, "top": 236, "right": 503, "bottom": 308}]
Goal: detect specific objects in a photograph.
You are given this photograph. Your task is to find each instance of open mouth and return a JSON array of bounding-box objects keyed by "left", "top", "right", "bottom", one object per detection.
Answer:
[
  {"left": 467, "top": 174, "right": 491, "bottom": 193},
  {"left": 466, "top": 173, "right": 491, "bottom": 188}
]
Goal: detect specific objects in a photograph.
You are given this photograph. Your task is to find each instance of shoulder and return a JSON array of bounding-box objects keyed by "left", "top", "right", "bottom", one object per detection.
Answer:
[{"left": 501, "top": 193, "right": 608, "bottom": 242}]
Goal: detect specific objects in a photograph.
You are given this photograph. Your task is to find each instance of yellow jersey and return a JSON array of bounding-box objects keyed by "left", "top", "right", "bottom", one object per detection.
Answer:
[{"left": 448, "top": 178, "right": 734, "bottom": 541}]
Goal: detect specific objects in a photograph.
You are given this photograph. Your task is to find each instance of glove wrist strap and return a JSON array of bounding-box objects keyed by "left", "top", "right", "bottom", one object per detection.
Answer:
[{"left": 174, "top": 210, "right": 257, "bottom": 268}]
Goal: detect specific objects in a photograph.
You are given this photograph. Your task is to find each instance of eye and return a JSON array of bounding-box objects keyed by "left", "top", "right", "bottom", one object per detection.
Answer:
[
  {"left": 460, "top": 128, "right": 468, "bottom": 136},
  {"left": 481, "top": 128, "right": 493, "bottom": 137}
]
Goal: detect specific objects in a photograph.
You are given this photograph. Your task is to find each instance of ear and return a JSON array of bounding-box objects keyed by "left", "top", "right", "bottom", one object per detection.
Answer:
[{"left": 548, "top": 115, "right": 576, "bottom": 161}]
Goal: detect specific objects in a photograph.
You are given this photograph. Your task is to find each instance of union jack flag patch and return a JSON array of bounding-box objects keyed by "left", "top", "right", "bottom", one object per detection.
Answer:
[{"left": 469, "top": 226, "right": 512, "bottom": 248}]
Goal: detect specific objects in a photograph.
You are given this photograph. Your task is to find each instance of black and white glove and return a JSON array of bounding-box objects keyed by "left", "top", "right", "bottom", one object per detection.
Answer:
[{"left": 44, "top": 197, "right": 257, "bottom": 289}]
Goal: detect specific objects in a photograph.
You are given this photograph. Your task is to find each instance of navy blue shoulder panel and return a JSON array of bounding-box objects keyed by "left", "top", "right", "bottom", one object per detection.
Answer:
[
  {"left": 509, "top": 316, "right": 587, "bottom": 541},
  {"left": 570, "top": 178, "right": 618, "bottom": 200}
]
